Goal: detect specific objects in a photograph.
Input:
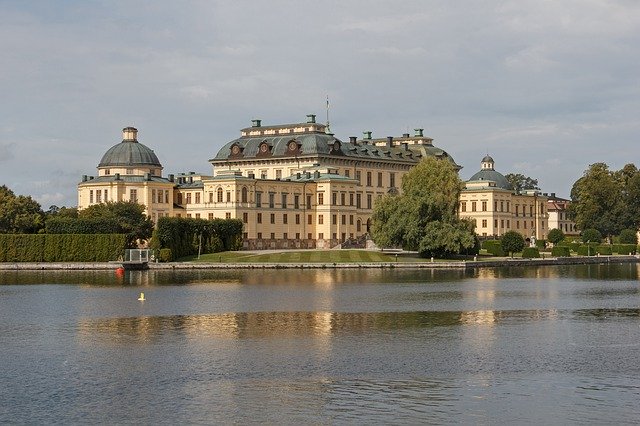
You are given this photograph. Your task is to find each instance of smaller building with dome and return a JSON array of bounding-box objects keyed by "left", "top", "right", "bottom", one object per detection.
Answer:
[{"left": 459, "top": 155, "right": 549, "bottom": 240}]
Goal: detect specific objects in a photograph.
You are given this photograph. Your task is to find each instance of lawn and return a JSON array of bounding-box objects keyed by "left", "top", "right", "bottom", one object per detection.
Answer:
[{"left": 180, "top": 250, "right": 441, "bottom": 263}]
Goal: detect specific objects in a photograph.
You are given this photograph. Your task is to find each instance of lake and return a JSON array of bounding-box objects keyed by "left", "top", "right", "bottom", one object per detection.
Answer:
[{"left": 1, "top": 264, "right": 640, "bottom": 424}]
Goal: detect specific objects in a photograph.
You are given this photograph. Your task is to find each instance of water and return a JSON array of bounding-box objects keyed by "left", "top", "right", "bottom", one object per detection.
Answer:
[{"left": 1, "top": 264, "right": 640, "bottom": 424}]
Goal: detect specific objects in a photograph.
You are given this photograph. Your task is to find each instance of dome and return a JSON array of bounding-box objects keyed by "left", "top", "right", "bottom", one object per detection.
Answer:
[
  {"left": 98, "top": 127, "right": 162, "bottom": 168},
  {"left": 468, "top": 156, "right": 513, "bottom": 190}
]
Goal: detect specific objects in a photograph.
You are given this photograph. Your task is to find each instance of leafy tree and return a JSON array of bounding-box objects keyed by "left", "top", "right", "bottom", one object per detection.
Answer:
[
  {"left": 371, "top": 157, "right": 476, "bottom": 257},
  {"left": 581, "top": 228, "right": 602, "bottom": 244},
  {"left": 504, "top": 173, "right": 540, "bottom": 193},
  {"left": 570, "top": 163, "right": 626, "bottom": 238},
  {"left": 618, "top": 229, "right": 638, "bottom": 245},
  {"left": 501, "top": 231, "right": 525, "bottom": 258},
  {"left": 547, "top": 228, "right": 565, "bottom": 245},
  {"left": 79, "top": 201, "right": 153, "bottom": 247},
  {"left": 46, "top": 205, "right": 78, "bottom": 219},
  {"left": 0, "top": 185, "right": 45, "bottom": 234}
]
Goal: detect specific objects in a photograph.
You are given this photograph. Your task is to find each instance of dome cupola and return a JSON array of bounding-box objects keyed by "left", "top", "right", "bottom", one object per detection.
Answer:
[{"left": 98, "top": 127, "right": 162, "bottom": 168}]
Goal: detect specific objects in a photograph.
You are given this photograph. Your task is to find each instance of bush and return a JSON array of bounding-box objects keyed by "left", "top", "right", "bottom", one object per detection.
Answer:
[
  {"left": 521, "top": 247, "right": 540, "bottom": 258},
  {"left": 612, "top": 244, "right": 637, "bottom": 255},
  {"left": 551, "top": 246, "right": 571, "bottom": 257},
  {"left": 0, "top": 234, "right": 126, "bottom": 262},
  {"left": 158, "top": 248, "right": 172, "bottom": 262},
  {"left": 482, "top": 240, "right": 505, "bottom": 256},
  {"left": 581, "top": 228, "right": 602, "bottom": 244},
  {"left": 548, "top": 228, "right": 565, "bottom": 245},
  {"left": 619, "top": 229, "right": 638, "bottom": 245},
  {"left": 535, "top": 239, "right": 546, "bottom": 249},
  {"left": 577, "top": 244, "right": 598, "bottom": 256},
  {"left": 596, "top": 245, "right": 612, "bottom": 255}
]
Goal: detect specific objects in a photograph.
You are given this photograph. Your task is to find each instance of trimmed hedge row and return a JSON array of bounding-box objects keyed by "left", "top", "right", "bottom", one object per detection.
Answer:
[
  {"left": 521, "top": 247, "right": 540, "bottom": 258},
  {"left": 551, "top": 246, "right": 571, "bottom": 257},
  {"left": 151, "top": 217, "right": 243, "bottom": 260},
  {"left": 45, "top": 217, "right": 120, "bottom": 234},
  {"left": 0, "top": 234, "right": 126, "bottom": 262},
  {"left": 482, "top": 240, "right": 505, "bottom": 257}
]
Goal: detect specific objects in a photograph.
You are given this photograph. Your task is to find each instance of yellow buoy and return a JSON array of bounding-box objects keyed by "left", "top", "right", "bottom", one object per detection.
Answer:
[{"left": 138, "top": 292, "right": 145, "bottom": 301}]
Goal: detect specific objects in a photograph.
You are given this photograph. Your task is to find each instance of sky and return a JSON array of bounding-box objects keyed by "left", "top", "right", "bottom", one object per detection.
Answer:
[{"left": 1, "top": 0, "right": 639, "bottom": 208}]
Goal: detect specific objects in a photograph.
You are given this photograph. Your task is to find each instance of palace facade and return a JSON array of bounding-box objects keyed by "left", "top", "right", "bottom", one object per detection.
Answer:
[{"left": 78, "top": 115, "right": 459, "bottom": 249}]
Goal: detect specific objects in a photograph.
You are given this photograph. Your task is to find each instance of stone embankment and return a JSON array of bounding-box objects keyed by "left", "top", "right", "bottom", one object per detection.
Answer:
[{"left": 1, "top": 255, "right": 638, "bottom": 270}]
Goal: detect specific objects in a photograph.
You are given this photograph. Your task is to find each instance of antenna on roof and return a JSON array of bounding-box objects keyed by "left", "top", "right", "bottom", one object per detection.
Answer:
[{"left": 325, "top": 95, "right": 331, "bottom": 134}]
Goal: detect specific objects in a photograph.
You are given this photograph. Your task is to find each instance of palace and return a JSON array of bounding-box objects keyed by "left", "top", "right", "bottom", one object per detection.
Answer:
[{"left": 78, "top": 115, "right": 458, "bottom": 249}]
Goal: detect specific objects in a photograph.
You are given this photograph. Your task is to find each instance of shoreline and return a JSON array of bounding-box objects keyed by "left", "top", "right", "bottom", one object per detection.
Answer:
[{"left": 1, "top": 255, "right": 638, "bottom": 271}]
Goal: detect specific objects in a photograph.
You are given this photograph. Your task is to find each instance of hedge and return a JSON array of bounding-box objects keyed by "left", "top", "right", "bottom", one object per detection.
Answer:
[
  {"left": 576, "top": 244, "right": 598, "bottom": 256},
  {"left": 595, "top": 245, "right": 612, "bottom": 255},
  {"left": 45, "top": 217, "right": 120, "bottom": 234},
  {"left": 0, "top": 234, "right": 126, "bottom": 262},
  {"left": 535, "top": 239, "right": 546, "bottom": 249},
  {"left": 482, "top": 240, "right": 505, "bottom": 257},
  {"left": 551, "top": 246, "right": 571, "bottom": 257},
  {"left": 611, "top": 244, "right": 636, "bottom": 255},
  {"left": 151, "top": 217, "right": 243, "bottom": 260},
  {"left": 521, "top": 247, "right": 540, "bottom": 258}
]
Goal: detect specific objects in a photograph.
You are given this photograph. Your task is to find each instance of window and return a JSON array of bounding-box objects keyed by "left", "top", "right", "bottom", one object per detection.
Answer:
[
  {"left": 357, "top": 220, "right": 361, "bottom": 232},
  {"left": 500, "top": 201, "right": 504, "bottom": 212},
  {"left": 318, "top": 193, "right": 324, "bottom": 205},
  {"left": 295, "top": 214, "right": 300, "bottom": 224},
  {"left": 241, "top": 187, "right": 248, "bottom": 203},
  {"left": 283, "top": 214, "right": 288, "bottom": 224},
  {"left": 209, "top": 192, "right": 214, "bottom": 203},
  {"left": 506, "top": 202, "right": 510, "bottom": 212},
  {"left": 524, "top": 221, "right": 527, "bottom": 229},
  {"left": 130, "top": 189, "right": 137, "bottom": 202},
  {"left": 377, "top": 172, "right": 383, "bottom": 187},
  {"left": 332, "top": 192, "right": 337, "bottom": 205},
  {"left": 494, "top": 219, "right": 498, "bottom": 228},
  {"left": 186, "top": 193, "right": 192, "bottom": 204},
  {"left": 356, "top": 171, "right": 361, "bottom": 184},
  {"left": 217, "top": 188, "right": 223, "bottom": 202},
  {"left": 96, "top": 190, "right": 102, "bottom": 203},
  {"left": 349, "top": 215, "right": 354, "bottom": 225},
  {"left": 349, "top": 193, "right": 354, "bottom": 206},
  {"left": 195, "top": 213, "right": 201, "bottom": 219},
  {"left": 307, "top": 233, "right": 312, "bottom": 239},
  {"left": 281, "top": 194, "right": 287, "bottom": 208},
  {"left": 306, "top": 195, "right": 311, "bottom": 209},
  {"left": 494, "top": 201, "right": 498, "bottom": 211},
  {"left": 516, "top": 220, "right": 520, "bottom": 229},
  {"left": 243, "top": 213, "right": 248, "bottom": 223},
  {"left": 332, "top": 214, "right": 337, "bottom": 225},
  {"left": 294, "top": 195, "right": 299, "bottom": 209},
  {"left": 296, "top": 233, "right": 300, "bottom": 239},
  {"left": 308, "top": 215, "right": 312, "bottom": 225},
  {"left": 461, "top": 202, "right": 466, "bottom": 212},
  {"left": 165, "top": 191, "right": 169, "bottom": 204},
  {"left": 366, "top": 172, "right": 372, "bottom": 186},
  {"left": 225, "top": 212, "right": 231, "bottom": 219},
  {"left": 341, "top": 193, "right": 345, "bottom": 205},
  {"left": 195, "top": 193, "right": 201, "bottom": 204},
  {"left": 341, "top": 215, "right": 346, "bottom": 225},
  {"left": 226, "top": 191, "right": 230, "bottom": 202},
  {"left": 257, "top": 213, "right": 262, "bottom": 223},
  {"left": 257, "top": 232, "right": 262, "bottom": 239},
  {"left": 104, "top": 189, "right": 108, "bottom": 201},
  {"left": 270, "top": 213, "right": 275, "bottom": 224},
  {"left": 208, "top": 213, "right": 214, "bottom": 220},
  {"left": 482, "top": 201, "right": 487, "bottom": 211},
  {"left": 501, "top": 220, "right": 504, "bottom": 228},
  {"left": 260, "top": 170, "right": 267, "bottom": 179},
  {"left": 157, "top": 190, "right": 163, "bottom": 204},
  {"left": 152, "top": 189, "right": 156, "bottom": 203},
  {"left": 270, "top": 233, "right": 275, "bottom": 239},
  {"left": 256, "top": 192, "right": 262, "bottom": 207},
  {"left": 471, "top": 201, "right": 476, "bottom": 212},
  {"left": 507, "top": 220, "right": 510, "bottom": 228},
  {"left": 318, "top": 215, "right": 323, "bottom": 225},
  {"left": 177, "top": 193, "right": 183, "bottom": 204},
  {"left": 367, "top": 194, "right": 372, "bottom": 209},
  {"left": 356, "top": 194, "right": 361, "bottom": 208},
  {"left": 319, "top": 233, "right": 324, "bottom": 239},
  {"left": 275, "top": 169, "right": 282, "bottom": 180},
  {"left": 269, "top": 193, "right": 275, "bottom": 208},
  {"left": 283, "top": 233, "right": 288, "bottom": 240},
  {"left": 515, "top": 205, "right": 519, "bottom": 216},
  {"left": 482, "top": 219, "right": 487, "bottom": 228}
]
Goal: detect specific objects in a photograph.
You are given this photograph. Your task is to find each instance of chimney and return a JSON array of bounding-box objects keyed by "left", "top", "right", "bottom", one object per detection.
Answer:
[
  {"left": 251, "top": 119, "right": 262, "bottom": 127},
  {"left": 349, "top": 136, "right": 357, "bottom": 144},
  {"left": 122, "top": 127, "right": 138, "bottom": 142},
  {"left": 386, "top": 136, "right": 393, "bottom": 148},
  {"left": 551, "top": 192, "right": 556, "bottom": 198},
  {"left": 306, "top": 114, "right": 316, "bottom": 123},
  {"left": 363, "top": 131, "right": 372, "bottom": 139},
  {"left": 414, "top": 128, "right": 424, "bottom": 137},
  {"left": 168, "top": 174, "right": 174, "bottom": 182},
  {"left": 82, "top": 175, "right": 87, "bottom": 182}
]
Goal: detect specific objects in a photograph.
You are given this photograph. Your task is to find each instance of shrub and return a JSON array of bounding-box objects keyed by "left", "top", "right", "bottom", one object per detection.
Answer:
[
  {"left": 612, "top": 244, "right": 637, "bottom": 255},
  {"left": 619, "top": 229, "right": 638, "bottom": 245},
  {"left": 551, "top": 246, "right": 571, "bottom": 257},
  {"left": 581, "top": 228, "right": 602, "bottom": 244},
  {"left": 521, "top": 247, "right": 540, "bottom": 258},
  {"left": 535, "top": 239, "right": 547, "bottom": 249},
  {"left": 158, "top": 248, "right": 172, "bottom": 262},
  {"left": 596, "top": 245, "right": 612, "bottom": 255},
  {"left": 577, "top": 244, "right": 598, "bottom": 256},
  {"left": 0, "top": 234, "right": 126, "bottom": 262},
  {"left": 548, "top": 228, "right": 565, "bottom": 245},
  {"left": 482, "top": 240, "right": 505, "bottom": 256}
]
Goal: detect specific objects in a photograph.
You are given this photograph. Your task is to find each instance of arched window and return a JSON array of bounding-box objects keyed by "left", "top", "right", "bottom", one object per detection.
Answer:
[
  {"left": 356, "top": 219, "right": 361, "bottom": 232},
  {"left": 217, "top": 187, "right": 223, "bottom": 203},
  {"left": 241, "top": 187, "right": 248, "bottom": 203}
]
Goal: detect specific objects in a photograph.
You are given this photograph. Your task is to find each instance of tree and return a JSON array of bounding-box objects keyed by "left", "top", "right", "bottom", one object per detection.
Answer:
[
  {"left": 547, "top": 228, "right": 565, "bottom": 245},
  {"left": 570, "top": 163, "right": 626, "bottom": 238},
  {"left": 501, "top": 231, "right": 525, "bottom": 258},
  {"left": 79, "top": 201, "right": 153, "bottom": 247},
  {"left": 371, "top": 157, "right": 476, "bottom": 257},
  {"left": 504, "top": 173, "right": 540, "bottom": 193},
  {"left": 0, "top": 185, "right": 45, "bottom": 234},
  {"left": 581, "top": 228, "right": 602, "bottom": 244},
  {"left": 618, "top": 229, "right": 638, "bottom": 245}
]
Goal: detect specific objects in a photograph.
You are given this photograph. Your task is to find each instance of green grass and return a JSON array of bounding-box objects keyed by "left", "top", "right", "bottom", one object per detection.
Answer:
[{"left": 179, "top": 250, "right": 451, "bottom": 263}]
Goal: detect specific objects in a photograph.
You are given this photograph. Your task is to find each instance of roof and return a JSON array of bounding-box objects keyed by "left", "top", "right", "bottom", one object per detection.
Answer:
[
  {"left": 482, "top": 154, "right": 494, "bottom": 163},
  {"left": 79, "top": 175, "right": 173, "bottom": 185},
  {"left": 467, "top": 169, "right": 513, "bottom": 190},
  {"left": 99, "top": 140, "right": 162, "bottom": 168}
]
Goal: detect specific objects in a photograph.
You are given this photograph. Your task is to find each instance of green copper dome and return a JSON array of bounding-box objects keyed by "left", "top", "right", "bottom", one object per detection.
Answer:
[{"left": 98, "top": 127, "right": 162, "bottom": 168}]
